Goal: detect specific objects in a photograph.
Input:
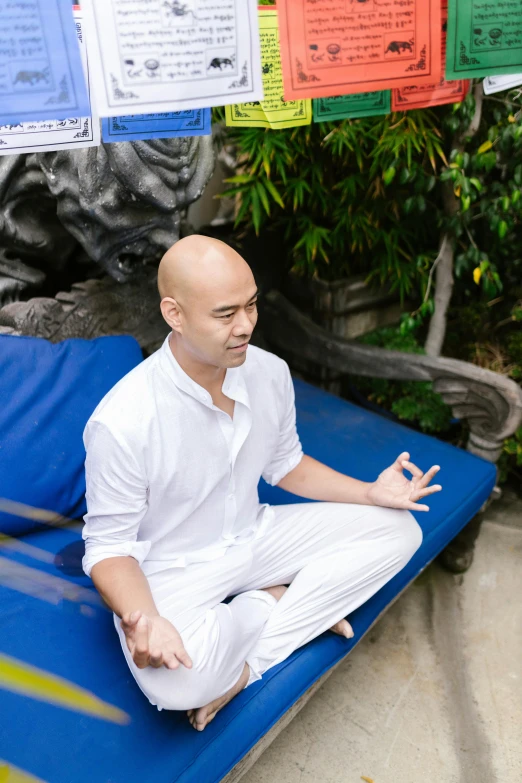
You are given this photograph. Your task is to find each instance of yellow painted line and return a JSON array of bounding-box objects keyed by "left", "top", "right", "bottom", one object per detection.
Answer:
[
  {"left": 0, "top": 758, "right": 48, "bottom": 783},
  {"left": 0, "top": 653, "right": 130, "bottom": 725},
  {"left": 0, "top": 498, "right": 81, "bottom": 556},
  {"left": 0, "top": 758, "right": 48, "bottom": 782},
  {"left": 0, "top": 498, "right": 74, "bottom": 530}
]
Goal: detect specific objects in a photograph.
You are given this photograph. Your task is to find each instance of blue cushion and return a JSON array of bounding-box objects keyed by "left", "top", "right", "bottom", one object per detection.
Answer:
[
  {"left": 0, "top": 334, "right": 143, "bottom": 537},
  {"left": 0, "top": 377, "right": 496, "bottom": 783}
]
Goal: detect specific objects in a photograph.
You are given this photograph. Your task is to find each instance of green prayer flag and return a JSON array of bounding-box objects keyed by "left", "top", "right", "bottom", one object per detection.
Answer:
[
  {"left": 313, "top": 91, "right": 391, "bottom": 122},
  {"left": 446, "top": 0, "right": 522, "bottom": 79}
]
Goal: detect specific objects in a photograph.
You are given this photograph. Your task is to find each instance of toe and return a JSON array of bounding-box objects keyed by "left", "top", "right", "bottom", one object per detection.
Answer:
[{"left": 330, "top": 619, "right": 354, "bottom": 638}]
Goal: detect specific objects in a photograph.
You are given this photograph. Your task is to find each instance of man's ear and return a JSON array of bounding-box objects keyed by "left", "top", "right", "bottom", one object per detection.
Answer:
[{"left": 160, "top": 297, "right": 183, "bottom": 334}]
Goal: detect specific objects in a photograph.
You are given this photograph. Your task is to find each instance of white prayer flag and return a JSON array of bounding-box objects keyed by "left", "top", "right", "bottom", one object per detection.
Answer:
[
  {"left": 483, "top": 74, "right": 522, "bottom": 95},
  {"left": 82, "top": 0, "right": 263, "bottom": 116},
  {"left": 0, "top": 7, "right": 100, "bottom": 156}
]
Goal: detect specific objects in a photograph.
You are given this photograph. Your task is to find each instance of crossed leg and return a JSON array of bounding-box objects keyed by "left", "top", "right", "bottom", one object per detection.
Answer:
[
  {"left": 186, "top": 502, "right": 422, "bottom": 730},
  {"left": 186, "top": 584, "right": 354, "bottom": 731},
  {"left": 114, "top": 502, "right": 421, "bottom": 727}
]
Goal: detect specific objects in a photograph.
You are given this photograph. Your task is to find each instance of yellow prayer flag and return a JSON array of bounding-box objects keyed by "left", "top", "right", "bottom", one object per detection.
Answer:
[{"left": 225, "top": 8, "right": 311, "bottom": 130}]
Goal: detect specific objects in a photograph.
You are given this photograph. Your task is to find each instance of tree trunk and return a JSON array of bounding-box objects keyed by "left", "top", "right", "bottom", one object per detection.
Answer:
[
  {"left": 424, "top": 233, "right": 454, "bottom": 356},
  {"left": 424, "top": 81, "right": 484, "bottom": 357}
]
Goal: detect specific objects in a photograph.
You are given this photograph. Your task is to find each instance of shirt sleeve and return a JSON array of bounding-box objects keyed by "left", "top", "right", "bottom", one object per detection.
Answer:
[
  {"left": 261, "top": 360, "right": 304, "bottom": 487},
  {"left": 81, "top": 421, "right": 151, "bottom": 578}
]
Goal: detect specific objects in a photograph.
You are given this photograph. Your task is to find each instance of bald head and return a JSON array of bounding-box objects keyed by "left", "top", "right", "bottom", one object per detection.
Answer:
[
  {"left": 157, "top": 235, "right": 251, "bottom": 304},
  {"left": 158, "top": 235, "right": 258, "bottom": 369}
]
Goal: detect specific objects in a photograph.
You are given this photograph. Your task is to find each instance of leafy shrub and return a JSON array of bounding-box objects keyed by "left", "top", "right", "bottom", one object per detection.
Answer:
[{"left": 215, "top": 82, "right": 522, "bottom": 487}]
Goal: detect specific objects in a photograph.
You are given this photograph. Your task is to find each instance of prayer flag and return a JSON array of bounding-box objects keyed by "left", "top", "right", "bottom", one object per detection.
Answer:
[
  {"left": 82, "top": 0, "right": 263, "bottom": 116},
  {"left": 483, "top": 73, "right": 522, "bottom": 95},
  {"left": 276, "top": 0, "right": 443, "bottom": 100},
  {"left": 225, "top": 7, "right": 311, "bottom": 129},
  {"left": 313, "top": 91, "right": 391, "bottom": 122},
  {"left": 0, "top": 0, "right": 90, "bottom": 126},
  {"left": 446, "top": 0, "right": 522, "bottom": 79},
  {"left": 0, "top": 6, "right": 99, "bottom": 156},
  {"left": 392, "top": 1, "right": 469, "bottom": 111},
  {"left": 102, "top": 110, "right": 211, "bottom": 142}
]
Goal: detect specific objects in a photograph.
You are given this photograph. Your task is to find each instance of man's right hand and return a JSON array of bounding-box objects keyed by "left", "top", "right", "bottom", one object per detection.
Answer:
[{"left": 121, "top": 611, "right": 193, "bottom": 670}]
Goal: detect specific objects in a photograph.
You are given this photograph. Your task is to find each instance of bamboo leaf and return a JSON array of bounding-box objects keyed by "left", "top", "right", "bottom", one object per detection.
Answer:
[
  {"left": 264, "top": 178, "right": 285, "bottom": 208},
  {"left": 250, "top": 187, "right": 262, "bottom": 234},
  {"left": 223, "top": 174, "right": 253, "bottom": 184},
  {"left": 256, "top": 181, "right": 271, "bottom": 216}
]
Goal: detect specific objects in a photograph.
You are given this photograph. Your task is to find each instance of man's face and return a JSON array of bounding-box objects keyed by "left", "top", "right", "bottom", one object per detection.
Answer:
[{"left": 181, "top": 270, "right": 259, "bottom": 369}]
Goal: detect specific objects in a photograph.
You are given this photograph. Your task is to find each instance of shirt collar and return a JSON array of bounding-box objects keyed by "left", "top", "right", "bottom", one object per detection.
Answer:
[{"left": 160, "top": 334, "right": 250, "bottom": 410}]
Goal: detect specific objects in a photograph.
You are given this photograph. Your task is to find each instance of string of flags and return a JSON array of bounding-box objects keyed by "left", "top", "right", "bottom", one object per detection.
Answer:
[{"left": 0, "top": 0, "right": 521, "bottom": 157}]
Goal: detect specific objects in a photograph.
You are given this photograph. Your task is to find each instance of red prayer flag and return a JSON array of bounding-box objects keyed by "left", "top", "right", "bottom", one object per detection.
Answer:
[
  {"left": 392, "top": 0, "right": 469, "bottom": 110},
  {"left": 277, "top": 0, "right": 443, "bottom": 100}
]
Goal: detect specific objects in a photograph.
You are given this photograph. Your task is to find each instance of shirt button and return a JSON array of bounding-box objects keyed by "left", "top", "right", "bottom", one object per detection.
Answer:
[{"left": 228, "top": 493, "right": 234, "bottom": 500}]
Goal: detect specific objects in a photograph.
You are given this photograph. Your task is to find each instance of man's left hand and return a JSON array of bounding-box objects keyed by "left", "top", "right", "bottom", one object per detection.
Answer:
[{"left": 365, "top": 451, "right": 442, "bottom": 512}]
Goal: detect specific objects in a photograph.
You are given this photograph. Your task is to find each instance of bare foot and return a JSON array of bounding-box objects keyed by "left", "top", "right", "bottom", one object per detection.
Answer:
[
  {"left": 263, "top": 585, "right": 354, "bottom": 638},
  {"left": 187, "top": 662, "right": 250, "bottom": 731},
  {"left": 186, "top": 586, "right": 353, "bottom": 731},
  {"left": 329, "top": 618, "right": 354, "bottom": 638},
  {"left": 261, "top": 584, "right": 288, "bottom": 601}
]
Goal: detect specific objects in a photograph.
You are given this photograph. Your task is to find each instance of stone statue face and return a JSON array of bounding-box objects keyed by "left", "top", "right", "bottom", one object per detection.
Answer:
[
  {"left": 0, "top": 136, "right": 214, "bottom": 291},
  {"left": 0, "top": 155, "right": 76, "bottom": 268}
]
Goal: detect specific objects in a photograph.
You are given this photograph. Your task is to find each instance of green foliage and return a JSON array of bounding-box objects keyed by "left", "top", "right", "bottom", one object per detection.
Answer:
[
  {"left": 350, "top": 302, "right": 522, "bottom": 485},
  {"left": 499, "top": 426, "right": 522, "bottom": 484},
  {"left": 439, "top": 90, "right": 522, "bottom": 301},
  {"left": 349, "top": 327, "right": 454, "bottom": 434},
  {"left": 218, "top": 83, "right": 522, "bottom": 308},
  {"left": 216, "top": 81, "right": 522, "bottom": 486},
  {"left": 219, "top": 111, "right": 447, "bottom": 301}
]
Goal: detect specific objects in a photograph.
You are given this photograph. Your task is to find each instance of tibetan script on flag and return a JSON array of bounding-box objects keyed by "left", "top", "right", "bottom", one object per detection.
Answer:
[
  {"left": 446, "top": 0, "right": 522, "bottom": 79},
  {"left": 226, "top": 8, "right": 311, "bottom": 129},
  {"left": 0, "top": 6, "right": 99, "bottom": 155},
  {"left": 277, "top": 0, "right": 442, "bottom": 100},
  {"left": 314, "top": 91, "right": 390, "bottom": 121},
  {"left": 102, "top": 110, "right": 211, "bottom": 142},
  {"left": 83, "top": 0, "right": 263, "bottom": 116},
  {"left": 0, "top": 0, "right": 90, "bottom": 126},
  {"left": 392, "top": 1, "right": 469, "bottom": 111}
]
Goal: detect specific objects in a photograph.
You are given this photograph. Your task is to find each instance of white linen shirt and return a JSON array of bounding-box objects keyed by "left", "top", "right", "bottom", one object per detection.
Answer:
[{"left": 81, "top": 335, "right": 304, "bottom": 578}]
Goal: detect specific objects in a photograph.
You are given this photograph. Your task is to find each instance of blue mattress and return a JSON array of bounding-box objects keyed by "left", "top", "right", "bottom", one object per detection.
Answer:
[{"left": 0, "top": 378, "right": 496, "bottom": 783}]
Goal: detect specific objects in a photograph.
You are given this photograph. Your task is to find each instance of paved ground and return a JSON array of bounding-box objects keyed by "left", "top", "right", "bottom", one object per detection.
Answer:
[{"left": 241, "top": 487, "right": 522, "bottom": 783}]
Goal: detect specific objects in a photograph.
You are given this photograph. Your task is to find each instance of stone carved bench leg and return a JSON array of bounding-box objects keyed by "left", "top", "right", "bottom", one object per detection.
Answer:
[{"left": 436, "top": 484, "right": 502, "bottom": 573}]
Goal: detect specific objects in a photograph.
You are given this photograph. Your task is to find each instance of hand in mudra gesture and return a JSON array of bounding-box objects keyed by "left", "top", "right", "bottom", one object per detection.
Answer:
[
  {"left": 121, "top": 611, "right": 193, "bottom": 671},
  {"left": 366, "top": 451, "right": 442, "bottom": 512}
]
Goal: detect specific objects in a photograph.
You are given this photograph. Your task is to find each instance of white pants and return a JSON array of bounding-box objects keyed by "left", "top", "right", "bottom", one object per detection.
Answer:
[{"left": 114, "top": 502, "right": 422, "bottom": 711}]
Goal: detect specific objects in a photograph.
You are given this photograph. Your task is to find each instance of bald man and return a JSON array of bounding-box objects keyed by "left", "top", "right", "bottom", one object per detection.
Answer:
[{"left": 82, "top": 235, "right": 441, "bottom": 731}]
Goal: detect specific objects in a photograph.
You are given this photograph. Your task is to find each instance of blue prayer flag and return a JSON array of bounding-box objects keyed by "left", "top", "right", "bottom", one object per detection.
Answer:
[
  {"left": 101, "top": 110, "right": 211, "bottom": 143},
  {"left": 0, "top": 0, "right": 90, "bottom": 126}
]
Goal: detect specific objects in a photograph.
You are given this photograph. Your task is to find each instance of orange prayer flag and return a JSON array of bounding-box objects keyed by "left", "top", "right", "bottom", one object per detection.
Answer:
[
  {"left": 392, "top": 1, "right": 469, "bottom": 110},
  {"left": 277, "top": 0, "right": 443, "bottom": 100}
]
